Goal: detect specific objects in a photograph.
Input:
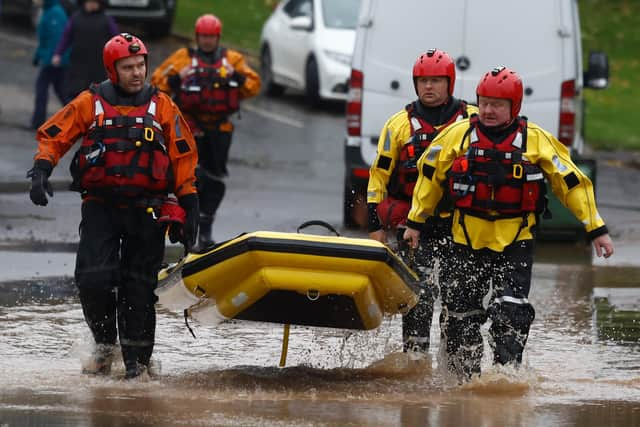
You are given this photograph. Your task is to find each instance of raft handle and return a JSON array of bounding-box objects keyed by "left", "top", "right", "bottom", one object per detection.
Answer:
[
  {"left": 297, "top": 220, "right": 340, "bottom": 236},
  {"left": 307, "top": 289, "right": 320, "bottom": 301}
]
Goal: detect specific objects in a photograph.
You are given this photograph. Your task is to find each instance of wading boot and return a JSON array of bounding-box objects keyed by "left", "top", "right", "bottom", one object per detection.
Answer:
[
  {"left": 124, "top": 361, "right": 149, "bottom": 380},
  {"left": 197, "top": 213, "right": 215, "bottom": 250},
  {"left": 82, "top": 344, "right": 115, "bottom": 376}
]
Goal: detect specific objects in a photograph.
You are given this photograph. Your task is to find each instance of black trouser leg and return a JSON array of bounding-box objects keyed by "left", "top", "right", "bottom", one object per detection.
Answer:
[
  {"left": 440, "top": 309, "right": 485, "bottom": 380},
  {"left": 398, "top": 220, "right": 450, "bottom": 354},
  {"left": 488, "top": 302, "right": 535, "bottom": 365},
  {"left": 487, "top": 240, "right": 536, "bottom": 366},
  {"left": 196, "top": 167, "right": 226, "bottom": 247},
  {"left": 439, "top": 243, "right": 491, "bottom": 380},
  {"left": 119, "top": 208, "right": 165, "bottom": 374},
  {"left": 397, "top": 231, "right": 434, "bottom": 352},
  {"left": 77, "top": 287, "right": 117, "bottom": 345},
  {"left": 402, "top": 287, "right": 434, "bottom": 353},
  {"left": 75, "top": 201, "right": 121, "bottom": 346}
]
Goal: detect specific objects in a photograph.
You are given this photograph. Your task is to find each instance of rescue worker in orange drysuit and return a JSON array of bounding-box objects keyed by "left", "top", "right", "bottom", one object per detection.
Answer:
[
  {"left": 404, "top": 66, "right": 614, "bottom": 381},
  {"left": 28, "top": 33, "right": 199, "bottom": 379},
  {"left": 151, "top": 13, "right": 261, "bottom": 248},
  {"left": 367, "top": 49, "right": 477, "bottom": 355}
]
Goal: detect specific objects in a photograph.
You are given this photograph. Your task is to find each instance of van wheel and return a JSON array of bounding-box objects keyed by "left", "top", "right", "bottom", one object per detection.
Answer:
[
  {"left": 305, "top": 57, "right": 321, "bottom": 106},
  {"left": 261, "top": 46, "right": 285, "bottom": 96}
]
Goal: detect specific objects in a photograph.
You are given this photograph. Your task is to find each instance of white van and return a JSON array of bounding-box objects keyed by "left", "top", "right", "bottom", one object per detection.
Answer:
[{"left": 343, "top": 0, "right": 609, "bottom": 237}]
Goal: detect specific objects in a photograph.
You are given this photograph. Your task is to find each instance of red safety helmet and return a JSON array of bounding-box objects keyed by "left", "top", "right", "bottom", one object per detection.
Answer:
[
  {"left": 103, "top": 33, "right": 148, "bottom": 84},
  {"left": 476, "top": 66, "right": 523, "bottom": 118},
  {"left": 195, "top": 14, "right": 222, "bottom": 36},
  {"left": 412, "top": 49, "right": 456, "bottom": 96}
]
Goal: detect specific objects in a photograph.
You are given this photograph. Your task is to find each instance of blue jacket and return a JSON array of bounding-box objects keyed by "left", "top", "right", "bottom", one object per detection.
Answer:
[{"left": 34, "top": 0, "right": 70, "bottom": 67}]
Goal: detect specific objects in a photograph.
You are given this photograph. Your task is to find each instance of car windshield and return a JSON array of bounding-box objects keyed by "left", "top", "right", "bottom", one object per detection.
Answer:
[{"left": 321, "top": 0, "right": 360, "bottom": 30}]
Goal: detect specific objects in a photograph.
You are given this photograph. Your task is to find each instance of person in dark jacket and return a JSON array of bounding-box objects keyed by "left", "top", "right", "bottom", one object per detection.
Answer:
[
  {"left": 51, "top": 0, "right": 118, "bottom": 102},
  {"left": 31, "top": 0, "right": 70, "bottom": 129}
]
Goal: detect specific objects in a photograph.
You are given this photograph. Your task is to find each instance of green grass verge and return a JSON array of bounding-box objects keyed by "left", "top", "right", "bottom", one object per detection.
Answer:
[
  {"left": 173, "top": 0, "right": 638, "bottom": 150},
  {"left": 580, "top": 0, "right": 640, "bottom": 150},
  {"left": 173, "top": 0, "right": 273, "bottom": 55}
]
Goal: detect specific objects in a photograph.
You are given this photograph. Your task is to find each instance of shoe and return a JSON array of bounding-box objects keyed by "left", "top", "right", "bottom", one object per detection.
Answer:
[
  {"left": 82, "top": 344, "right": 115, "bottom": 376},
  {"left": 197, "top": 236, "right": 216, "bottom": 251},
  {"left": 124, "top": 362, "right": 149, "bottom": 380}
]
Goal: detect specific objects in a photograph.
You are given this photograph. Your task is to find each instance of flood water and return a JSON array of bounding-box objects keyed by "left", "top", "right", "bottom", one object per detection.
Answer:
[{"left": 1, "top": 244, "right": 640, "bottom": 427}]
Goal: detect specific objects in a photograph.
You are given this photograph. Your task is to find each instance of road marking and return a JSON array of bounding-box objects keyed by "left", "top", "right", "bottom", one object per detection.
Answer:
[
  {"left": 241, "top": 103, "right": 304, "bottom": 129},
  {"left": 0, "top": 31, "right": 36, "bottom": 48}
]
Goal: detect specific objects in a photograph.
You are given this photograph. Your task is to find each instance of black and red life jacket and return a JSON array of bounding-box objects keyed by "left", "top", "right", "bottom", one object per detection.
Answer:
[
  {"left": 176, "top": 48, "right": 240, "bottom": 116},
  {"left": 389, "top": 100, "right": 469, "bottom": 200},
  {"left": 448, "top": 115, "right": 546, "bottom": 220},
  {"left": 72, "top": 82, "right": 172, "bottom": 197}
]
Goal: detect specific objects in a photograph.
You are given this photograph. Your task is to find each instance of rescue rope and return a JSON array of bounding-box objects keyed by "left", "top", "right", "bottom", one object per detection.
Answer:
[{"left": 279, "top": 324, "right": 290, "bottom": 367}]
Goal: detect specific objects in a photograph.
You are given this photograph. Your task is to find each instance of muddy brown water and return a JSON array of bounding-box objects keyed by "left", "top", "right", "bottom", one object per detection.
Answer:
[{"left": 1, "top": 244, "right": 639, "bottom": 427}]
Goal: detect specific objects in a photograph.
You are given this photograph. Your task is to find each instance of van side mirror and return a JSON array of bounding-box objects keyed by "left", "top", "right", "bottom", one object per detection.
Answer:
[
  {"left": 584, "top": 51, "right": 609, "bottom": 90},
  {"left": 290, "top": 16, "right": 313, "bottom": 31}
]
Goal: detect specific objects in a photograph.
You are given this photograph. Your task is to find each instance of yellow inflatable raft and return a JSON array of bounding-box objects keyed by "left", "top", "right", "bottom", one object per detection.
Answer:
[{"left": 156, "top": 229, "right": 419, "bottom": 330}]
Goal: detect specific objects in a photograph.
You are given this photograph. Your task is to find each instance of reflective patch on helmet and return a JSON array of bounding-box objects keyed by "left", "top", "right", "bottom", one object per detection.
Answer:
[
  {"left": 45, "top": 124, "right": 61, "bottom": 137},
  {"left": 563, "top": 171, "right": 579, "bottom": 189},
  {"left": 383, "top": 129, "right": 392, "bottom": 151},
  {"left": 377, "top": 155, "right": 392, "bottom": 170},
  {"left": 552, "top": 155, "right": 568, "bottom": 173},
  {"left": 176, "top": 139, "right": 190, "bottom": 154},
  {"left": 426, "top": 145, "right": 441, "bottom": 161},
  {"left": 422, "top": 164, "right": 435, "bottom": 180}
]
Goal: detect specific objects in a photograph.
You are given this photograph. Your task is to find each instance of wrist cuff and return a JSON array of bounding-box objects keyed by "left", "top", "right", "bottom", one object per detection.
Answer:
[
  {"left": 588, "top": 225, "right": 609, "bottom": 241},
  {"left": 367, "top": 203, "right": 382, "bottom": 233},
  {"left": 34, "top": 159, "right": 54, "bottom": 177}
]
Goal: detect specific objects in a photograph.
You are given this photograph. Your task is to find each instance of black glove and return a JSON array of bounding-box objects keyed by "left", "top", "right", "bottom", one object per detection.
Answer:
[
  {"left": 27, "top": 160, "right": 54, "bottom": 206},
  {"left": 32, "top": 56, "right": 39, "bottom": 67},
  {"left": 178, "top": 193, "right": 199, "bottom": 253}
]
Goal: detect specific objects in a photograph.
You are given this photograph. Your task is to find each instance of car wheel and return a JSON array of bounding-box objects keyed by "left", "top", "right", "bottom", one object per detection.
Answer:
[
  {"left": 305, "top": 56, "right": 321, "bottom": 106},
  {"left": 260, "top": 46, "right": 285, "bottom": 96}
]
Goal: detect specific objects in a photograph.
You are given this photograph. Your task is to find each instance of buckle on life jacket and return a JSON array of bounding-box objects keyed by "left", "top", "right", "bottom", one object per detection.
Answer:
[
  {"left": 85, "top": 142, "right": 105, "bottom": 164},
  {"left": 512, "top": 163, "right": 523, "bottom": 179},
  {"left": 144, "top": 127, "right": 154, "bottom": 142}
]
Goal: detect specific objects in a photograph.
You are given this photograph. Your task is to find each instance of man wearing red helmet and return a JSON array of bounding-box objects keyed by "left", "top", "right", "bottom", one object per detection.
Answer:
[
  {"left": 366, "top": 49, "right": 478, "bottom": 357},
  {"left": 27, "top": 33, "right": 199, "bottom": 379},
  {"left": 152, "top": 13, "right": 261, "bottom": 249},
  {"left": 404, "top": 66, "right": 614, "bottom": 382}
]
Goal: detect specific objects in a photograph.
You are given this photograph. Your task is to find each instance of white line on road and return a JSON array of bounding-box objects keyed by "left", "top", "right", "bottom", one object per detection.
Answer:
[{"left": 241, "top": 103, "right": 305, "bottom": 129}]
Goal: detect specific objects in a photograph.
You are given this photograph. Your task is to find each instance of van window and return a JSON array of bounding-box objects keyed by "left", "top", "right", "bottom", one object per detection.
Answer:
[
  {"left": 322, "top": 0, "right": 360, "bottom": 29},
  {"left": 284, "top": 0, "right": 313, "bottom": 18}
]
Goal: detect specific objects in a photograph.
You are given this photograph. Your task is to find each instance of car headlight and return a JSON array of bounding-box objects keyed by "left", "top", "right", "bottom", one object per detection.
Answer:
[{"left": 324, "top": 50, "right": 352, "bottom": 66}]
